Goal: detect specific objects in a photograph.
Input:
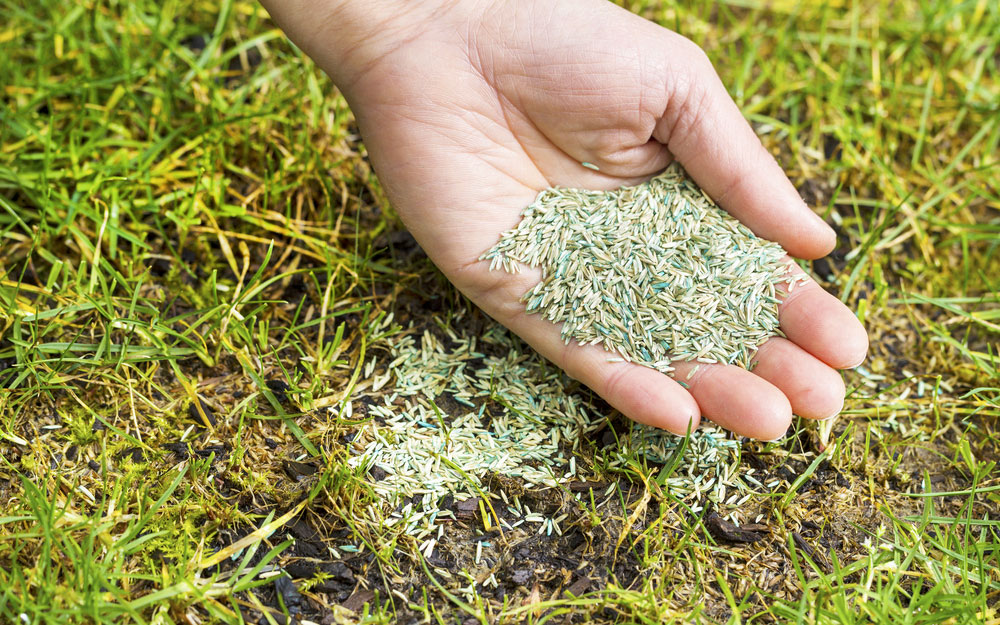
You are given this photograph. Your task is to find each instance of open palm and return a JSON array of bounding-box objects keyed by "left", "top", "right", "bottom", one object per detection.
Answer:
[{"left": 264, "top": 0, "right": 868, "bottom": 439}]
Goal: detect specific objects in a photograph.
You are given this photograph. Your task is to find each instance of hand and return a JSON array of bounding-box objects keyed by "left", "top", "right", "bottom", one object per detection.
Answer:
[{"left": 261, "top": 0, "right": 868, "bottom": 439}]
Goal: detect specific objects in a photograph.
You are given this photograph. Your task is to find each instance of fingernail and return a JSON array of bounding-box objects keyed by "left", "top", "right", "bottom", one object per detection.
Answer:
[
  {"left": 819, "top": 407, "right": 842, "bottom": 421},
  {"left": 818, "top": 397, "right": 845, "bottom": 421},
  {"left": 844, "top": 356, "right": 867, "bottom": 369}
]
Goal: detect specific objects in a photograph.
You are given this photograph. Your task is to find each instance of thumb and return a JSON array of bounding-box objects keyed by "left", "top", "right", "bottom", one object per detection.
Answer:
[{"left": 653, "top": 35, "right": 835, "bottom": 260}]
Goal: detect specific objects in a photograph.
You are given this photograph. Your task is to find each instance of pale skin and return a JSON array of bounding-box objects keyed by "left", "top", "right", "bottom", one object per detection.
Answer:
[{"left": 260, "top": 0, "right": 869, "bottom": 440}]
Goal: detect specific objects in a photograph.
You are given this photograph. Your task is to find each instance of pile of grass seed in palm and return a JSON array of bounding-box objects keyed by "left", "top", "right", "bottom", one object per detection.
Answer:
[{"left": 482, "top": 163, "right": 804, "bottom": 372}]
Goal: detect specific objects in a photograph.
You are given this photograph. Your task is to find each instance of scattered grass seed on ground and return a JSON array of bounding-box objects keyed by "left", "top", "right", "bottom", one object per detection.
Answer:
[
  {"left": 482, "top": 164, "right": 807, "bottom": 371},
  {"left": 347, "top": 313, "right": 748, "bottom": 541}
]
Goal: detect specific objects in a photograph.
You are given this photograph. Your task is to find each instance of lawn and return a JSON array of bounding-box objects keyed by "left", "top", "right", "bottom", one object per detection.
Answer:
[{"left": 1, "top": 0, "right": 998, "bottom": 623}]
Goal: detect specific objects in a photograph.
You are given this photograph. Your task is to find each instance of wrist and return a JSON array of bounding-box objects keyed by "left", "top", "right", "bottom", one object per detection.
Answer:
[{"left": 261, "top": 0, "right": 483, "bottom": 94}]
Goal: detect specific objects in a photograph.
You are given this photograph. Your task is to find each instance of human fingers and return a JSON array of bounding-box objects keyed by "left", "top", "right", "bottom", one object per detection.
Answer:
[
  {"left": 668, "top": 359, "right": 792, "bottom": 440},
  {"left": 777, "top": 260, "right": 869, "bottom": 369},
  {"left": 749, "top": 336, "right": 846, "bottom": 421},
  {"left": 679, "top": 261, "right": 860, "bottom": 430},
  {"left": 651, "top": 33, "right": 836, "bottom": 260},
  {"left": 610, "top": 267, "right": 854, "bottom": 438}
]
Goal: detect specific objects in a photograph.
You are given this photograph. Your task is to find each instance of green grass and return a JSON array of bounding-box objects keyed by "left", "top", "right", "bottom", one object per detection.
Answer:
[{"left": 1, "top": 0, "right": 998, "bottom": 623}]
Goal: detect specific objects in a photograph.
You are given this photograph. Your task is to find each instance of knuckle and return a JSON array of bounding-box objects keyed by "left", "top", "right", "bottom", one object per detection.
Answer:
[{"left": 672, "top": 34, "right": 713, "bottom": 71}]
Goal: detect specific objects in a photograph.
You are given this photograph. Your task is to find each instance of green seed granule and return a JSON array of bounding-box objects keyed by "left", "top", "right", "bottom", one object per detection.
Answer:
[{"left": 482, "top": 164, "right": 805, "bottom": 372}]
